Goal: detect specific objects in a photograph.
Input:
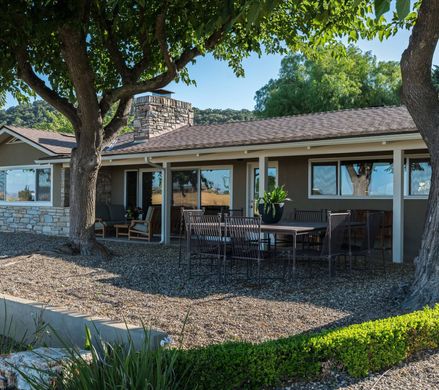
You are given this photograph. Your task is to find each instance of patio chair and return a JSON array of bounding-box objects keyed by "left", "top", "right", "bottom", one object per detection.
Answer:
[
  {"left": 293, "top": 208, "right": 327, "bottom": 222},
  {"left": 187, "top": 213, "right": 223, "bottom": 278},
  {"left": 95, "top": 203, "right": 111, "bottom": 238},
  {"left": 348, "top": 211, "right": 386, "bottom": 271},
  {"left": 128, "top": 206, "right": 156, "bottom": 241},
  {"left": 224, "top": 216, "right": 286, "bottom": 284},
  {"left": 178, "top": 208, "right": 205, "bottom": 266},
  {"left": 293, "top": 210, "right": 351, "bottom": 277}
]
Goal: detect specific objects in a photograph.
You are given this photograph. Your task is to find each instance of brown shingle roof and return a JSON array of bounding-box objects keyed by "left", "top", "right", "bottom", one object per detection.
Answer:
[
  {"left": 2, "top": 125, "right": 76, "bottom": 155},
  {"left": 107, "top": 106, "right": 418, "bottom": 155},
  {"left": 2, "top": 106, "right": 419, "bottom": 158}
]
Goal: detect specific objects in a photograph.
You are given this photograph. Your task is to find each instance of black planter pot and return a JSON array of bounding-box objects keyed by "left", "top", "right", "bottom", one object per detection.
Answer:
[{"left": 258, "top": 203, "right": 284, "bottom": 224}]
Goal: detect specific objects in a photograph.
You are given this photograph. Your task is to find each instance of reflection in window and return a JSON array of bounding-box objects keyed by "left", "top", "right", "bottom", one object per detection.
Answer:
[
  {"left": 201, "top": 169, "right": 231, "bottom": 207},
  {"left": 172, "top": 170, "right": 198, "bottom": 208},
  {"left": 0, "top": 168, "right": 51, "bottom": 203},
  {"left": 253, "top": 167, "right": 277, "bottom": 200},
  {"left": 141, "top": 171, "right": 162, "bottom": 211},
  {"left": 311, "top": 163, "right": 337, "bottom": 195},
  {"left": 409, "top": 158, "right": 431, "bottom": 196},
  {"left": 341, "top": 160, "right": 393, "bottom": 196}
]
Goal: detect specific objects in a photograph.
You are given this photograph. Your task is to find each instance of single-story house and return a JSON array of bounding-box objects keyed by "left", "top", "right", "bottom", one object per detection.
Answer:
[{"left": 0, "top": 92, "right": 430, "bottom": 263}]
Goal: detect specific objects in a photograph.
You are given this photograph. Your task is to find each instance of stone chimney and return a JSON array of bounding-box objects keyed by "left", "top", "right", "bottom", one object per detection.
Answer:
[{"left": 133, "top": 94, "right": 194, "bottom": 141}]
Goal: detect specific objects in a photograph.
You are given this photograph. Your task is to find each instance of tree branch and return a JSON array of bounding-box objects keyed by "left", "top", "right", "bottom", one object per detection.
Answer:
[
  {"left": 15, "top": 49, "right": 80, "bottom": 130},
  {"left": 401, "top": 0, "right": 439, "bottom": 150},
  {"left": 103, "top": 96, "right": 133, "bottom": 146},
  {"left": 155, "top": 11, "right": 175, "bottom": 74}
]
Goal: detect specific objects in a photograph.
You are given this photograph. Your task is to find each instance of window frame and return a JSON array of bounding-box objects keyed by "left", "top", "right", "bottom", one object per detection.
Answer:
[
  {"left": 405, "top": 154, "right": 431, "bottom": 200},
  {"left": 0, "top": 164, "right": 53, "bottom": 206}
]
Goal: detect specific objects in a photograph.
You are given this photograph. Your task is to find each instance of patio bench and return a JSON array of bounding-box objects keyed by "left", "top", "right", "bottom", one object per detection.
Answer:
[{"left": 95, "top": 203, "right": 127, "bottom": 238}]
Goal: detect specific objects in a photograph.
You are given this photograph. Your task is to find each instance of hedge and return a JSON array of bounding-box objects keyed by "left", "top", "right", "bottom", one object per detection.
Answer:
[{"left": 174, "top": 305, "right": 439, "bottom": 389}]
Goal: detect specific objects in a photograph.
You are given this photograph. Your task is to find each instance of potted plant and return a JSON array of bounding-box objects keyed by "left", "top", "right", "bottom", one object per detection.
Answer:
[{"left": 258, "top": 186, "right": 291, "bottom": 224}]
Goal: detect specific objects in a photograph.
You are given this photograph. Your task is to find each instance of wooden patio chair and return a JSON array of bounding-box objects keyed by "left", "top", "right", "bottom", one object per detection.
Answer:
[
  {"left": 128, "top": 206, "right": 156, "bottom": 241},
  {"left": 293, "top": 210, "right": 351, "bottom": 277}
]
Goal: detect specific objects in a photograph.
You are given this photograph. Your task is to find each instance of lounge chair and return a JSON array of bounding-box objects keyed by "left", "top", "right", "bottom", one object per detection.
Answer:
[{"left": 128, "top": 206, "right": 156, "bottom": 241}]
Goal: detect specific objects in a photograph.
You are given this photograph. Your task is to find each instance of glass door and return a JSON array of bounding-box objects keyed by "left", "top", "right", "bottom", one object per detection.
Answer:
[{"left": 247, "top": 162, "right": 278, "bottom": 216}]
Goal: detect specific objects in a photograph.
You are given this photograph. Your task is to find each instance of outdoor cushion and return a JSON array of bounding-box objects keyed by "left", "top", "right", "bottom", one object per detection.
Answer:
[{"left": 131, "top": 223, "right": 148, "bottom": 233}]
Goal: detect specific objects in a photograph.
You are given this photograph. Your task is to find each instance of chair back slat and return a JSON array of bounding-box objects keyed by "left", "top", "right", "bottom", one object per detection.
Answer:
[
  {"left": 225, "top": 216, "right": 261, "bottom": 261},
  {"left": 320, "top": 210, "right": 351, "bottom": 257},
  {"left": 189, "top": 214, "right": 222, "bottom": 255},
  {"left": 293, "top": 208, "right": 326, "bottom": 222}
]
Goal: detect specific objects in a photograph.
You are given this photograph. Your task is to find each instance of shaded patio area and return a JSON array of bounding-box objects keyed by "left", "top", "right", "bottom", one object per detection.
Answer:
[{"left": 0, "top": 232, "right": 413, "bottom": 348}]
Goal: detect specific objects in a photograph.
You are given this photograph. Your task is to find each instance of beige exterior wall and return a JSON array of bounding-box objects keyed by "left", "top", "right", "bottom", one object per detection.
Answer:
[{"left": 0, "top": 142, "right": 47, "bottom": 166}]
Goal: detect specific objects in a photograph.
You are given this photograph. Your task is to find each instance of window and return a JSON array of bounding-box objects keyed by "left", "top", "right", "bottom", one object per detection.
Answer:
[
  {"left": 311, "top": 162, "right": 337, "bottom": 196},
  {"left": 0, "top": 167, "right": 51, "bottom": 203},
  {"left": 340, "top": 160, "right": 393, "bottom": 196},
  {"left": 172, "top": 170, "right": 198, "bottom": 208},
  {"left": 141, "top": 171, "right": 162, "bottom": 211},
  {"left": 409, "top": 158, "right": 431, "bottom": 196},
  {"left": 253, "top": 167, "right": 277, "bottom": 200},
  {"left": 201, "top": 169, "right": 231, "bottom": 207},
  {"left": 125, "top": 171, "right": 138, "bottom": 209}
]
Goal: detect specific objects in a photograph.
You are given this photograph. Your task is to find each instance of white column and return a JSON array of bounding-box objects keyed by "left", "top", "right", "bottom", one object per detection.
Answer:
[
  {"left": 258, "top": 155, "right": 269, "bottom": 198},
  {"left": 161, "top": 162, "right": 172, "bottom": 245},
  {"left": 392, "top": 149, "right": 404, "bottom": 263}
]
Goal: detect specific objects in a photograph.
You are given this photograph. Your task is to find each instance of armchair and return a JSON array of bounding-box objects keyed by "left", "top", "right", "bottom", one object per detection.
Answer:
[{"left": 128, "top": 206, "right": 156, "bottom": 241}]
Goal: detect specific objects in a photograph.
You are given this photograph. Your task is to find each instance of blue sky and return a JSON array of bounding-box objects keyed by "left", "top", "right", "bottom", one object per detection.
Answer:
[{"left": 4, "top": 27, "right": 439, "bottom": 110}]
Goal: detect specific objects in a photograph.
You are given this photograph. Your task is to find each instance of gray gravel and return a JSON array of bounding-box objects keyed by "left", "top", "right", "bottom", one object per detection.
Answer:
[
  {"left": 284, "top": 349, "right": 439, "bottom": 389},
  {"left": 0, "top": 232, "right": 413, "bottom": 349}
]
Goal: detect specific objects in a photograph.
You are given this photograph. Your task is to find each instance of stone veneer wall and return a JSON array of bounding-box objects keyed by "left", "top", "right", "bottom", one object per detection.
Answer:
[
  {"left": 133, "top": 95, "right": 194, "bottom": 140},
  {"left": 0, "top": 206, "right": 70, "bottom": 236},
  {"left": 97, "top": 167, "right": 112, "bottom": 204}
]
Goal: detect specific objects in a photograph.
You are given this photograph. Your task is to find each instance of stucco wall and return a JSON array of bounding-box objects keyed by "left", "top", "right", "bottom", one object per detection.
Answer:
[{"left": 0, "top": 142, "right": 47, "bottom": 166}]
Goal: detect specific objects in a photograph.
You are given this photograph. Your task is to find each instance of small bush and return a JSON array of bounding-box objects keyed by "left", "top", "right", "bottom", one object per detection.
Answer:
[{"left": 174, "top": 305, "right": 439, "bottom": 389}]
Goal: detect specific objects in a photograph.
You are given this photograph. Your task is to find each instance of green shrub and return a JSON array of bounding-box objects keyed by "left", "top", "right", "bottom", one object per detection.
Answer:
[{"left": 174, "top": 305, "right": 439, "bottom": 389}]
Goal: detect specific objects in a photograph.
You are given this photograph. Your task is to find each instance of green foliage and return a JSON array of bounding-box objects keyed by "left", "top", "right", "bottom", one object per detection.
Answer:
[
  {"left": 0, "top": 101, "right": 56, "bottom": 128},
  {"left": 23, "top": 328, "right": 188, "bottom": 390},
  {"left": 174, "top": 305, "right": 439, "bottom": 389},
  {"left": 194, "top": 108, "right": 255, "bottom": 125},
  {"left": 255, "top": 45, "right": 402, "bottom": 118},
  {"left": 259, "top": 185, "right": 290, "bottom": 206},
  {"left": 432, "top": 65, "right": 439, "bottom": 92}
]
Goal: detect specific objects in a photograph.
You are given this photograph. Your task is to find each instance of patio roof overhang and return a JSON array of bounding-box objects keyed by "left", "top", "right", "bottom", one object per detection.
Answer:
[{"left": 34, "top": 131, "right": 425, "bottom": 166}]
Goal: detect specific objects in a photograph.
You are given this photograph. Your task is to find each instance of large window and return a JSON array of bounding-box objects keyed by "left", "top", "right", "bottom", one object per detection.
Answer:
[
  {"left": 409, "top": 158, "right": 431, "bottom": 196},
  {"left": 340, "top": 160, "right": 393, "bottom": 196},
  {"left": 172, "top": 170, "right": 198, "bottom": 208},
  {"left": 201, "top": 169, "right": 231, "bottom": 207},
  {"left": 0, "top": 167, "right": 51, "bottom": 203},
  {"left": 253, "top": 167, "right": 277, "bottom": 200}
]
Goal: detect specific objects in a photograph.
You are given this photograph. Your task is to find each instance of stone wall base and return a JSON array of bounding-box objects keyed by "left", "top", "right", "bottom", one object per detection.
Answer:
[{"left": 0, "top": 206, "right": 70, "bottom": 236}]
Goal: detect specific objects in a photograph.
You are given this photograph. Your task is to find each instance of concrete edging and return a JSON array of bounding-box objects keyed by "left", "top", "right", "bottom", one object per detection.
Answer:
[{"left": 0, "top": 294, "right": 167, "bottom": 350}]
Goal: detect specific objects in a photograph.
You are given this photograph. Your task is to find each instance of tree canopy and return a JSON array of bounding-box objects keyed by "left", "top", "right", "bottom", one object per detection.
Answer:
[{"left": 255, "top": 45, "right": 402, "bottom": 118}]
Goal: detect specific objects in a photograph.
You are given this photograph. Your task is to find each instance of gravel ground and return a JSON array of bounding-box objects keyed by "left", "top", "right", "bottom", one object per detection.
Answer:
[
  {"left": 285, "top": 349, "right": 439, "bottom": 389},
  {"left": 0, "top": 232, "right": 413, "bottom": 349}
]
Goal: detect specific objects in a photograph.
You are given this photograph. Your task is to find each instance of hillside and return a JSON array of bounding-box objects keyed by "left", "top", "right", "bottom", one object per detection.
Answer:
[{"left": 0, "top": 101, "right": 256, "bottom": 131}]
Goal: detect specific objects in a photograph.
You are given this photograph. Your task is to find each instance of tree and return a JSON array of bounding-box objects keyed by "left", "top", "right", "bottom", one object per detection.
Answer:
[
  {"left": 1, "top": 0, "right": 382, "bottom": 256},
  {"left": 255, "top": 45, "right": 401, "bottom": 117},
  {"left": 194, "top": 108, "right": 255, "bottom": 125},
  {"left": 399, "top": 0, "right": 439, "bottom": 309}
]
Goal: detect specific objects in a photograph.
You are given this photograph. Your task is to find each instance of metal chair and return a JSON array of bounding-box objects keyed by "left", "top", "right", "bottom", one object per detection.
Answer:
[
  {"left": 293, "top": 208, "right": 327, "bottom": 222},
  {"left": 293, "top": 210, "right": 351, "bottom": 277},
  {"left": 224, "top": 216, "right": 287, "bottom": 284},
  {"left": 178, "top": 208, "right": 205, "bottom": 266},
  {"left": 187, "top": 213, "right": 223, "bottom": 278},
  {"left": 349, "top": 211, "right": 386, "bottom": 271}
]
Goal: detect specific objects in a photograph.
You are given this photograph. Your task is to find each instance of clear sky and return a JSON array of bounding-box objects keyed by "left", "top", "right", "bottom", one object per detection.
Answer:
[{"left": 4, "top": 27, "right": 439, "bottom": 111}]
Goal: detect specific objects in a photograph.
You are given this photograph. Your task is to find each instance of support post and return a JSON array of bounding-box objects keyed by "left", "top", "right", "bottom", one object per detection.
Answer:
[
  {"left": 161, "top": 162, "right": 172, "bottom": 245},
  {"left": 258, "top": 155, "right": 269, "bottom": 199},
  {"left": 392, "top": 149, "right": 404, "bottom": 263}
]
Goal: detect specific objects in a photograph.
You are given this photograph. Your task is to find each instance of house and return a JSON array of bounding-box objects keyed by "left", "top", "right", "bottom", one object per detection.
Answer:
[{"left": 0, "top": 93, "right": 429, "bottom": 263}]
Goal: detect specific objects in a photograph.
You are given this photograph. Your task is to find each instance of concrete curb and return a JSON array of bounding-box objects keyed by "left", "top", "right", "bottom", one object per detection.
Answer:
[{"left": 0, "top": 294, "right": 167, "bottom": 350}]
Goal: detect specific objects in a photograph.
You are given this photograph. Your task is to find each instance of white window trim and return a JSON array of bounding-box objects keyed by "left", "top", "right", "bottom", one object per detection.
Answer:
[
  {"left": 405, "top": 154, "right": 430, "bottom": 200},
  {"left": 0, "top": 164, "right": 53, "bottom": 206},
  {"left": 308, "top": 156, "right": 395, "bottom": 200}
]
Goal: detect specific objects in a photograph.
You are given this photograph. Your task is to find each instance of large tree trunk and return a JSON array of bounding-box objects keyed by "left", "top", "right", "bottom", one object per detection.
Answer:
[
  {"left": 68, "top": 128, "right": 109, "bottom": 258},
  {"left": 400, "top": 0, "right": 439, "bottom": 309}
]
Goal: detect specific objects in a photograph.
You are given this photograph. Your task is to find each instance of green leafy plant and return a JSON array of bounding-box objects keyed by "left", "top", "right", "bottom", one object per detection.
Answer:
[{"left": 258, "top": 185, "right": 291, "bottom": 215}]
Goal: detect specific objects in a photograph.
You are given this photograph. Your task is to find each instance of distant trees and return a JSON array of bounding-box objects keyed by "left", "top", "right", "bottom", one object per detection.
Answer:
[
  {"left": 193, "top": 108, "right": 255, "bottom": 125},
  {"left": 0, "top": 100, "right": 56, "bottom": 128},
  {"left": 255, "top": 45, "right": 402, "bottom": 118}
]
